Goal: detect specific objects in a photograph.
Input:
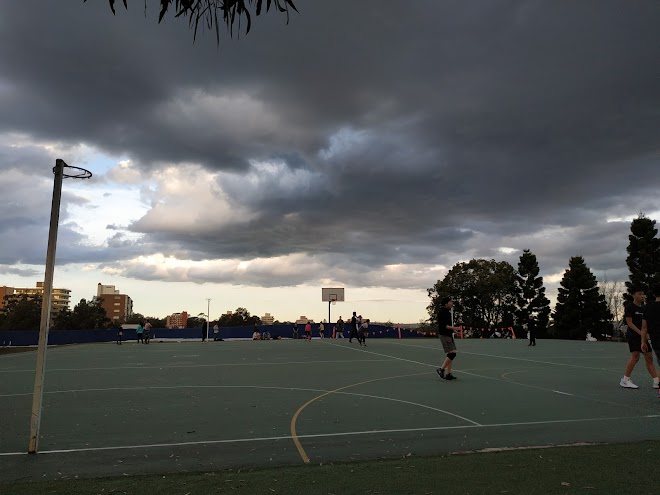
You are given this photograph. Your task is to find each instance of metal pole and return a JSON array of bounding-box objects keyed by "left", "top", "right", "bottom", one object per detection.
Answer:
[
  {"left": 206, "top": 298, "right": 211, "bottom": 341},
  {"left": 328, "top": 301, "right": 331, "bottom": 328},
  {"left": 28, "top": 159, "right": 65, "bottom": 454}
]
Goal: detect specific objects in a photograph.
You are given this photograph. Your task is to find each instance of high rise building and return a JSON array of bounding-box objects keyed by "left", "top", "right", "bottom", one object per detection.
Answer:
[
  {"left": 261, "top": 312, "right": 275, "bottom": 325},
  {"left": 97, "top": 283, "right": 133, "bottom": 324},
  {"left": 0, "top": 282, "right": 71, "bottom": 318},
  {"left": 166, "top": 311, "right": 188, "bottom": 329}
]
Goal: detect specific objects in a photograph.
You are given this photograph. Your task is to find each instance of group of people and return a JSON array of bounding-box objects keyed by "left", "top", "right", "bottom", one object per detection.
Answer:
[
  {"left": 620, "top": 285, "right": 660, "bottom": 396},
  {"left": 115, "top": 321, "right": 152, "bottom": 345},
  {"left": 290, "top": 312, "right": 370, "bottom": 345},
  {"left": 252, "top": 327, "right": 273, "bottom": 340}
]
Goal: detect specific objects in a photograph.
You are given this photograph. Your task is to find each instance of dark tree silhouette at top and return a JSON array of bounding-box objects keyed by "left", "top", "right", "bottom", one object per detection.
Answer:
[{"left": 89, "top": 0, "right": 299, "bottom": 43}]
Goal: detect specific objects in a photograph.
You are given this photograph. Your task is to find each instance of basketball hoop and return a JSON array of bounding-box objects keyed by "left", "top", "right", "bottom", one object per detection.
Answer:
[
  {"left": 54, "top": 164, "right": 92, "bottom": 180},
  {"left": 331, "top": 300, "right": 337, "bottom": 305}
]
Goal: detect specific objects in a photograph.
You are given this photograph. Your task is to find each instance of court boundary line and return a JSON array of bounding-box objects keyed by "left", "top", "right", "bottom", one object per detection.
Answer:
[
  {"left": 378, "top": 340, "right": 621, "bottom": 373},
  {"left": 0, "top": 358, "right": 397, "bottom": 374},
  {"left": 289, "top": 371, "right": 481, "bottom": 463},
  {"left": 322, "top": 341, "right": 658, "bottom": 415},
  {"left": 1, "top": 413, "right": 657, "bottom": 457}
]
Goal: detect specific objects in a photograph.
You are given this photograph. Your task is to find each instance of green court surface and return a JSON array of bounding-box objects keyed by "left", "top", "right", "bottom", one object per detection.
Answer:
[{"left": 1, "top": 338, "right": 658, "bottom": 482}]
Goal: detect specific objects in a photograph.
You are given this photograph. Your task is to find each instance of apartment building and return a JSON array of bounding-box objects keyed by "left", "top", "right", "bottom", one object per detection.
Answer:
[
  {"left": 166, "top": 311, "right": 188, "bottom": 329},
  {"left": 97, "top": 283, "right": 133, "bottom": 324},
  {"left": 0, "top": 282, "right": 71, "bottom": 318},
  {"left": 261, "top": 312, "right": 275, "bottom": 325}
]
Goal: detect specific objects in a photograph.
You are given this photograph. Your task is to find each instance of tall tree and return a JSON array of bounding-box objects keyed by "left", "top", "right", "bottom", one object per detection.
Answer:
[
  {"left": 53, "top": 297, "right": 113, "bottom": 330},
  {"left": 0, "top": 294, "right": 42, "bottom": 331},
  {"left": 625, "top": 214, "right": 660, "bottom": 303},
  {"left": 515, "top": 249, "right": 551, "bottom": 333},
  {"left": 92, "top": 0, "right": 298, "bottom": 43},
  {"left": 428, "top": 259, "right": 518, "bottom": 328},
  {"left": 553, "top": 256, "right": 612, "bottom": 340}
]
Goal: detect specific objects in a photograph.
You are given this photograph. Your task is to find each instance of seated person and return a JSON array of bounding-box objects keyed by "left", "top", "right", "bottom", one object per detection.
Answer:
[
  {"left": 262, "top": 329, "right": 271, "bottom": 340},
  {"left": 252, "top": 331, "right": 262, "bottom": 340}
]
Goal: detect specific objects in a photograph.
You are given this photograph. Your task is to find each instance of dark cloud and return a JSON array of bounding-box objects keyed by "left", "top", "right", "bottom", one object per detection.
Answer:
[{"left": 1, "top": 0, "right": 659, "bottom": 290}]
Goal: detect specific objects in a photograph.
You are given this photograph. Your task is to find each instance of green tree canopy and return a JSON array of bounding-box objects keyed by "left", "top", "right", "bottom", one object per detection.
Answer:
[
  {"left": 428, "top": 259, "right": 518, "bottom": 328},
  {"left": 625, "top": 214, "right": 660, "bottom": 303},
  {"left": 553, "top": 256, "right": 612, "bottom": 340},
  {"left": 217, "top": 307, "right": 261, "bottom": 326},
  {"left": 515, "top": 249, "right": 551, "bottom": 333},
  {"left": 92, "top": 0, "right": 298, "bottom": 43},
  {"left": 0, "top": 294, "right": 42, "bottom": 331},
  {"left": 53, "top": 297, "right": 113, "bottom": 330}
]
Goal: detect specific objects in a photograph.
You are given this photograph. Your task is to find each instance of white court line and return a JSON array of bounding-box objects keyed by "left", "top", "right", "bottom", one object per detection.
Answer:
[
  {"left": 0, "top": 358, "right": 395, "bottom": 374},
  {"left": 1, "top": 414, "right": 657, "bottom": 457},
  {"left": 0, "top": 381, "right": 480, "bottom": 426},
  {"left": 322, "top": 341, "right": 657, "bottom": 414},
  {"left": 378, "top": 340, "right": 621, "bottom": 373},
  {"left": 553, "top": 390, "right": 574, "bottom": 396}
]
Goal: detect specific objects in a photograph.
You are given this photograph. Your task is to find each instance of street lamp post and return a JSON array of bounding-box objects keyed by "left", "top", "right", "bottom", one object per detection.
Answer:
[{"left": 206, "top": 298, "right": 211, "bottom": 341}]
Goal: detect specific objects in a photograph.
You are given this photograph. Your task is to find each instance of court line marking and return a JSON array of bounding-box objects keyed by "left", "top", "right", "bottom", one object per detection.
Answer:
[
  {"left": 322, "top": 341, "right": 658, "bottom": 415},
  {"left": 1, "top": 414, "right": 658, "bottom": 457},
  {"left": 0, "top": 358, "right": 396, "bottom": 374},
  {"left": 289, "top": 372, "right": 481, "bottom": 463},
  {"left": 378, "top": 340, "right": 621, "bottom": 373}
]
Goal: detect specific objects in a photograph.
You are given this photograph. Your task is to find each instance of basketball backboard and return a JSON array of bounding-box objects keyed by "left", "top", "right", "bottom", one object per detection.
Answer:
[{"left": 321, "top": 287, "right": 345, "bottom": 302}]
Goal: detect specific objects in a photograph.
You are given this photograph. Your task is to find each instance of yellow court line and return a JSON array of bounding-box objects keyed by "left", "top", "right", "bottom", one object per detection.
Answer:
[{"left": 289, "top": 371, "right": 430, "bottom": 464}]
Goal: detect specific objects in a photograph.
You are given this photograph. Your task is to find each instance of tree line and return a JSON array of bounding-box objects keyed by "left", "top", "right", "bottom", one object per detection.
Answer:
[{"left": 427, "top": 214, "right": 660, "bottom": 340}]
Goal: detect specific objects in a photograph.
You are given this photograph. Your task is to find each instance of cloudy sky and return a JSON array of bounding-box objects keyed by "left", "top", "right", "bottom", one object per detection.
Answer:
[{"left": 1, "top": 0, "right": 659, "bottom": 323}]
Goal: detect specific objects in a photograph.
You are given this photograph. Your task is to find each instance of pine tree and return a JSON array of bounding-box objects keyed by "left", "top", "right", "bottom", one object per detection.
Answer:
[
  {"left": 553, "top": 256, "right": 612, "bottom": 340},
  {"left": 625, "top": 214, "right": 660, "bottom": 302},
  {"left": 516, "top": 249, "right": 551, "bottom": 334}
]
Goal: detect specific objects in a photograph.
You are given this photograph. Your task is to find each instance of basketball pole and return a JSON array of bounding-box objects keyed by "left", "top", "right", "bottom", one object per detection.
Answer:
[{"left": 28, "top": 159, "right": 65, "bottom": 454}]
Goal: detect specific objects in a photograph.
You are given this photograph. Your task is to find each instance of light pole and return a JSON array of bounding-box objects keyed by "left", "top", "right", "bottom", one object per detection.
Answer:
[{"left": 206, "top": 298, "right": 211, "bottom": 341}]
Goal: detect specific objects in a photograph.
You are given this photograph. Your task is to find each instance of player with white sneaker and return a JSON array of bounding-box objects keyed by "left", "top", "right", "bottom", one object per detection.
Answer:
[
  {"left": 620, "top": 288, "right": 659, "bottom": 390},
  {"left": 641, "top": 284, "right": 660, "bottom": 398}
]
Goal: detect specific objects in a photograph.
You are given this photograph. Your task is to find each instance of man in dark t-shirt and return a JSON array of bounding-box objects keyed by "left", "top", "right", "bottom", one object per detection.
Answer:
[
  {"left": 641, "top": 284, "right": 660, "bottom": 397},
  {"left": 436, "top": 297, "right": 461, "bottom": 381},
  {"left": 620, "top": 288, "right": 659, "bottom": 390}
]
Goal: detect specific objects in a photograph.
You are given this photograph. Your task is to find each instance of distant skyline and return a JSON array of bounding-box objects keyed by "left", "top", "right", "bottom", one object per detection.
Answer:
[{"left": 1, "top": 1, "right": 659, "bottom": 323}]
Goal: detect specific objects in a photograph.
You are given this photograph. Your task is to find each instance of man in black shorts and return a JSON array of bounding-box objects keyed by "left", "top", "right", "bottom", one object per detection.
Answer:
[
  {"left": 436, "top": 297, "right": 462, "bottom": 381},
  {"left": 620, "top": 288, "right": 659, "bottom": 389},
  {"left": 641, "top": 284, "right": 660, "bottom": 397}
]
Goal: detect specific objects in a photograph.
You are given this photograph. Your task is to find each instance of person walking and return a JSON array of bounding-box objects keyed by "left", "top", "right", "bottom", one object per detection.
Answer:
[
  {"left": 292, "top": 323, "right": 299, "bottom": 339},
  {"left": 136, "top": 322, "right": 144, "bottom": 344},
  {"left": 349, "top": 312, "right": 358, "bottom": 343},
  {"left": 305, "top": 322, "right": 312, "bottom": 341},
  {"left": 436, "top": 297, "right": 462, "bottom": 381},
  {"left": 527, "top": 314, "right": 536, "bottom": 346},
  {"left": 319, "top": 321, "right": 325, "bottom": 339},
  {"left": 336, "top": 317, "right": 344, "bottom": 338},
  {"left": 641, "top": 283, "right": 660, "bottom": 397},
  {"left": 620, "top": 288, "right": 659, "bottom": 389}
]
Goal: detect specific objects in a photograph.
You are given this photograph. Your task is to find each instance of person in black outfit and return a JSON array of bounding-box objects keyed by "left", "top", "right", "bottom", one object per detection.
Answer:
[
  {"left": 436, "top": 297, "right": 461, "bottom": 381},
  {"left": 349, "top": 312, "right": 358, "bottom": 343},
  {"left": 641, "top": 284, "right": 660, "bottom": 396},
  {"left": 202, "top": 320, "right": 208, "bottom": 342},
  {"left": 527, "top": 314, "right": 537, "bottom": 346}
]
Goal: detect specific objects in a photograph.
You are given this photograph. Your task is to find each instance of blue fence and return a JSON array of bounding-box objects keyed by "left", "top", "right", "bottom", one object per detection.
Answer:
[{"left": 0, "top": 324, "right": 426, "bottom": 346}]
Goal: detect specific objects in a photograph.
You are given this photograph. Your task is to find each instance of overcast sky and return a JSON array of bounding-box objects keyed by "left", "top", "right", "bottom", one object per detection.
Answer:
[{"left": 1, "top": 0, "right": 659, "bottom": 323}]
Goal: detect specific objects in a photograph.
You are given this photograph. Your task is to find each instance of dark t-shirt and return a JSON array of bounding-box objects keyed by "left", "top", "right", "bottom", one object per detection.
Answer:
[
  {"left": 437, "top": 307, "right": 453, "bottom": 337},
  {"left": 625, "top": 303, "right": 645, "bottom": 333},
  {"left": 643, "top": 301, "right": 660, "bottom": 339},
  {"left": 337, "top": 319, "right": 344, "bottom": 330}
]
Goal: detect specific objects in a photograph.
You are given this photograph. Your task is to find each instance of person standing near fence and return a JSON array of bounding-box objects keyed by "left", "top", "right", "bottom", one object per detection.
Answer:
[
  {"left": 336, "top": 317, "right": 344, "bottom": 338},
  {"left": 620, "top": 288, "right": 658, "bottom": 389},
  {"left": 136, "top": 322, "right": 144, "bottom": 344},
  {"left": 319, "top": 321, "right": 325, "bottom": 339},
  {"left": 116, "top": 327, "right": 123, "bottom": 345},
  {"left": 349, "top": 312, "right": 358, "bottom": 343},
  {"left": 144, "top": 321, "right": 152, "bottom": 344},
  {"left": 527, "top": 314, "right": 536, "bottom": 346},
  {"left": 436, "top": 297, "right": 462, "bottom": 381}
]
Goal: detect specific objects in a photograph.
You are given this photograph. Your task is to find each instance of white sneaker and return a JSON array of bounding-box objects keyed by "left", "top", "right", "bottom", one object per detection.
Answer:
[
  {"left": 620, "top": 377, "right": 639, "bottom": 389},
  {"left": 653, "top": 381, "right": 659, "bottom": 389}
]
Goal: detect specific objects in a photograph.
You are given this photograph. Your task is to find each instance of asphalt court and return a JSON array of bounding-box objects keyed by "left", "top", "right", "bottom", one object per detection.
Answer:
[{"left": 0, "top": 338, "right": 658, "bottom": 481}]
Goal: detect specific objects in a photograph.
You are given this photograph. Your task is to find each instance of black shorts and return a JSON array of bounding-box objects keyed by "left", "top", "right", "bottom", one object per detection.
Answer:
[{"left": 626, "top": 329, "right": 652, "bottom": 353}]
